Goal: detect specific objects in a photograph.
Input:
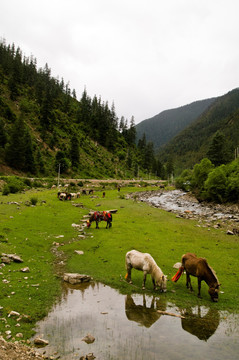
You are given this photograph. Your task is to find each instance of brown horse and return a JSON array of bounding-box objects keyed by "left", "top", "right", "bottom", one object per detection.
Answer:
[
  {"left": 87, "top": 211, "right": 112, "bottom": 229},
  {"left": 172, "top": 253, "right": 220, "bottom": 302}
]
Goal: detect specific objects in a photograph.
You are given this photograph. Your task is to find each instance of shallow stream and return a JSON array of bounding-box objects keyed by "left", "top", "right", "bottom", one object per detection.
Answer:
[{"left": 33, "top": 281, "right": 239, "bottom": 360}]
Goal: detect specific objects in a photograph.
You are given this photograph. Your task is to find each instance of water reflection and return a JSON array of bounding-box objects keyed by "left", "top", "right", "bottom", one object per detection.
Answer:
[
  {"left": 181, "top": 306, "right": 220, "bottom": 341},
  {"left": 33, "top": 282, "right": 239, "bottom": 360},
  {"left": 125, "top": 294, "right": 166, "bottom": 328}
]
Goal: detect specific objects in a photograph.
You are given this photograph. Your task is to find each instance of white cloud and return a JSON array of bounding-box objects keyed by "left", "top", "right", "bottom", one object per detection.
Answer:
[{"left": 1, "top": 0, "right": 239, "bottom": 123}]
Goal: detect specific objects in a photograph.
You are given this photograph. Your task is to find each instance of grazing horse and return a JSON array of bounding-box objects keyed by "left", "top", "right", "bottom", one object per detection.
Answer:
[
  {"left": 125, "top": 250, "right": 167, "bottom": 292},
  {"left": 172, "top": 253, "right": 220, "bottom": 302},
  {"left": 87, "top": 211, "right": 112, "bottom": 229}
]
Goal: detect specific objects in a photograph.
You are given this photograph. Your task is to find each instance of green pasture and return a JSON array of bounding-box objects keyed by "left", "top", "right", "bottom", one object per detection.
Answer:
[{"left": 0, "top": 185, "right": 238, "bottom": 340}]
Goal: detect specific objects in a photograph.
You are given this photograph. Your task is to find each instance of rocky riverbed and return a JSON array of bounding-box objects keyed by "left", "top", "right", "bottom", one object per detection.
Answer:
[{"left": 127, "top": 189, "right": 239, "bottom": 234}]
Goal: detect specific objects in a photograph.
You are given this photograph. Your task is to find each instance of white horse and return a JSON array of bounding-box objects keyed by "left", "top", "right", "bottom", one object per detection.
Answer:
[{"left": 125, "top": 250, "right": 167, "bottom": 292}]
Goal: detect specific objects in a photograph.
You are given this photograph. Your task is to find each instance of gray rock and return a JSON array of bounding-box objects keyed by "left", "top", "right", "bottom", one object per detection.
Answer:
[{"left": 63, "top": 273, "right": 91, "bottom": 284}]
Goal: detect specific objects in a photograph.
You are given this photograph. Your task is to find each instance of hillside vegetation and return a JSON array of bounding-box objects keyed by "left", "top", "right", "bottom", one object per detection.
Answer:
[
  {"left": 158, "top": 88, "right": 239, "bottom": 174},
  {"left": 0, "top": 40, "right": 159, "bottom": 179}
]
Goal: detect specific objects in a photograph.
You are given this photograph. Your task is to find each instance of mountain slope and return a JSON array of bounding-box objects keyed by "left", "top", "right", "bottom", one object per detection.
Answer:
[
  {"left": 0, "top": 40, "right": 151, "bottom": 179},
  {"left": 158, "top": 88, "right": 239, "bottom": 172},
  {"left": 135, "top": 98, "right": 216, "bottom": 150}
]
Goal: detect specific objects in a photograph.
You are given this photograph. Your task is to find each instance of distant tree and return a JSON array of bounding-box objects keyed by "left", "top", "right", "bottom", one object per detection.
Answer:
[
  {"left": 144, "top": 141, "right": 155, "bottom": 171},
  {"left": 35, "top": 148, "right": 45, "bottom": 174},
  {"left": 191, "top": 158, "right": 214, "bottom": 196},
  {"left": 77, "top": 88, "right": 91, "bottom": 128},
  {"left": 24, "top": 128, "right": 36, "bottom": 174},
  {"left": 5, "top": 116, "right": 26, "bottom": 170},
  {"left": 55, "top": 150, "right": 70, "bottom": 173},
  {"left": 138, "top": 133, "right": 146, "bottom": 151},
  {"left": 204, "top": 165, "right": 227, "bottom": 203},
  {"left": 0, "top": 118, "right": 7, "bottom": 147},
  {"left": 72, "top": 89, "right": 77, "bottom": 99},
  {"left": 126, "top": 116, "right": 136, "bottom": 146},
  {"left": 70, "top": 134, "right": 80, "bottom": 167},
  {"left": 207, "top": 131, "right": 232, "bottom": 166},
  {"left": 8, "top": 74, "right": 19, "bottom": 100}
]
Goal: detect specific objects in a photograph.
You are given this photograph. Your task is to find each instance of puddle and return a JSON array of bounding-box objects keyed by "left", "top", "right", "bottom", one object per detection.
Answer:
[{"left": 33, "top": 282, "right": 239, "bottom": 360}]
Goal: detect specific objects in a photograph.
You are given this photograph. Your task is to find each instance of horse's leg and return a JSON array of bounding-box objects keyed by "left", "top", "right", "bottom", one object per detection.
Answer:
[
  {"left": 197, "top": 278, "right": 202, "bottom": 298},
  {"left": 152, "top": 277, "right": 156, "bottom": 290},
  {"left": 126, "top": 265, "right": 132, "bottom": 283},
  {"left": 186, "top": 273, "right": 193, "bottom": 291},
  {"left": 142, "top": 272, "right": 147, "bottom": 289},
  {"left": 96, "top": 221, "right": 99, "bottom": 229}
]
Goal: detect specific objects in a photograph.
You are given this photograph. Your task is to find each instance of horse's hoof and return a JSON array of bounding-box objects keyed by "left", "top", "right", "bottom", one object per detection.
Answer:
[
  {"left": 142, "top": 287, "right": 145, "bottom": 290},
  {"left": 129, "top": 281, "right": 132, "bottom": 284}
]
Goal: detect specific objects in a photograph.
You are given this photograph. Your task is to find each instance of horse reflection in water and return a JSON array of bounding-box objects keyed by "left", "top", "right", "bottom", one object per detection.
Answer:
[
  {"left": 125, "top": 294, "right": 166, "bottom": 328},
  {"left": 181, "top": 306, "right": 220, "bottom": 341}
]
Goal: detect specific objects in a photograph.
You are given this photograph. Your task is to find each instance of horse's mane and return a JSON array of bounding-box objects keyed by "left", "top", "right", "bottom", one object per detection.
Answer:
[{"left": 204, "top": 259, "right": 219, "bottom": 284}]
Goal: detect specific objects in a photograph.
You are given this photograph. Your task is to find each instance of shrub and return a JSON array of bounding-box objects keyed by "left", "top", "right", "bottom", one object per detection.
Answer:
[
  {"left": 24, "top": 178, "right": 33, "bottom": 187},
  {"left": 7, "top": 177, "right": 25, "bottom": 194},
  {"left": 175, "top": 169, "right": 192, "bottom": 191},
  {"left": 204, "top": 165, "right": 227, "bottom": 203},
  {"left": 30, "top": 197, "right": 38, "bottom": 205},
  {"left": 2, "top": 184, "right": 10, "bottom": 195}
]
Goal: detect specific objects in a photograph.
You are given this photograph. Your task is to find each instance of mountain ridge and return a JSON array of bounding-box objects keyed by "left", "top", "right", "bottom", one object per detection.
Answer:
[{"left": 135, "top": 97, "right": 216, "bottom": 150}]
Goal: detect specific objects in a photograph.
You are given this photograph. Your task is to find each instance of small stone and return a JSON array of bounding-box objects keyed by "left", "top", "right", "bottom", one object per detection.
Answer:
[
  {"left": 81, "top": 334, "right": 95, "bottom": 344},
  {"left": 16, "top": 332, "right": 23, "bottom": 338},
  {"left": 8, "top": 311, "right": 20, "bottom": 317},
  {"left": 34, "top": 337, "right": 49, "bottom": 346},
  {"left": 75, "top": 250, "right": 84, "bottom": 255}
]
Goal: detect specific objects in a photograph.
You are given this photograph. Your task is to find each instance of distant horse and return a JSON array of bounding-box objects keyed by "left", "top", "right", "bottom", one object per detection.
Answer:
[
  {"left": 125, "top": 250, "right": 167, "bottom": 292},
  {"left": 172, "top": 253, "right": 220, "bottom": 302},
  {"left": 87, "top": 211, "right": 112, "bottom": 229}
]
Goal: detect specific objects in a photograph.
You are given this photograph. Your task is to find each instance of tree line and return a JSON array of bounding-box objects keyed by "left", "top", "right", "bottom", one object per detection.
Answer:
[
  {"left": 0, "top": 39, "right": 160, "bottom": 178},
  {"left": 175, "top": 133, "right": 239, "bottom": 203}
]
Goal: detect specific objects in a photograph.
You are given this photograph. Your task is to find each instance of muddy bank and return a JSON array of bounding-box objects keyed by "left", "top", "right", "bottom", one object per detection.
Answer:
[{"left": 127, "top": 190, "right": 239, "bottom": 232}]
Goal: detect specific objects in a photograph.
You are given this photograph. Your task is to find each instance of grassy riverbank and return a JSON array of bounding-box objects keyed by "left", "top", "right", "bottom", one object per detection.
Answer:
[{"left": 0, "top": 185, "right": 238, "bottom": 341}]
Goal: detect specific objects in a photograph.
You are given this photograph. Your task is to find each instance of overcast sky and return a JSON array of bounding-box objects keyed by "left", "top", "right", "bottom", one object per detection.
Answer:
[{"left": 1, "top": 0, "right": 239, "bottom": 124}]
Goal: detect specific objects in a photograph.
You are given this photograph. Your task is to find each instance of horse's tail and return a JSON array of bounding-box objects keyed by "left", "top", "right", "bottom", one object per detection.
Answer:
[{"left": 171, "top": 266, "right": 184, "bottom": 282}]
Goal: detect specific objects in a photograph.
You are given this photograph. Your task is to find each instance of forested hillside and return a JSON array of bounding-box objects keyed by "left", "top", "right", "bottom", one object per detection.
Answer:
[
  {"left": 0, "top": 40, "right": 160, "bottom": 179},
  {"left": 158, "top": 88, "right": 239, "bottom": 174},
  {"left": 135, "top": 98, "right": 216, "bottom": 150}
]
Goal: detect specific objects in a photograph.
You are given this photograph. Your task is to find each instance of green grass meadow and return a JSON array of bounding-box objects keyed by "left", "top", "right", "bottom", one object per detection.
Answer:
[{"left": 0, "top": 186, "right": 239, "bottom": 340}]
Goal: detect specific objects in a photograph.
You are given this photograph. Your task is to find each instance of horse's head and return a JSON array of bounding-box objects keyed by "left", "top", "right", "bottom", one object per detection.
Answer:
[
  {"left": 86, "top": 220, "right": 91, "bottom": 228},
  {"left": 158, "top": 275, "right": 167, "bottom": 293},
  {"left": 208, "top": 284, "right": 220, "bottom": 302}
]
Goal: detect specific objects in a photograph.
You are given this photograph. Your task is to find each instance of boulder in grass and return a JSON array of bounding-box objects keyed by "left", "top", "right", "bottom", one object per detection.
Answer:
[{"left": 63, "top": 273, "right": 91, "bottom": 284}]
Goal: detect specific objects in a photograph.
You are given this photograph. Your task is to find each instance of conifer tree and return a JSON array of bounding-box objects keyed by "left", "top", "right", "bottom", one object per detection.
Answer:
[
  {"left": 0, "top": 118, "right": 7, "bottom": 147},
  {"left": 70, "top": 134, "right": 80, "bottom": 168},
  {"left": 207, "top": 131, "right": 232, "bottom": 166},
  {"left": 5, "top": 116, "right": 26, "bottom": 170},
  {"left": 24, "top": 128, "right": 36, "bottom": 174}
]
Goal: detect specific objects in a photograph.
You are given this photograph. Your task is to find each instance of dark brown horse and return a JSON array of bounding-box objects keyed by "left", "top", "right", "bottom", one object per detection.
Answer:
[
  {"left": 172, "top": 253, "right": 220, "bottom": 302},
  {"left": 87, "top": 211, "right": 112, "bottom": 229}
]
